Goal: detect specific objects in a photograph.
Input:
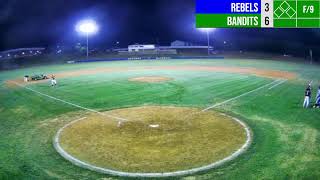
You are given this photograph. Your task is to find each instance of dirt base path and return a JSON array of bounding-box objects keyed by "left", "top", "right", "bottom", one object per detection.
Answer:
[{"left": 129, "top": 76, "right": 173, "bottom": 83}]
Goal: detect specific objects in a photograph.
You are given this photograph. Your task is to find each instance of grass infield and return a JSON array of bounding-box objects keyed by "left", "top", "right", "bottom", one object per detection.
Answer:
[{"left": 58, "top": 106, "right": 247, "bottom": 173}]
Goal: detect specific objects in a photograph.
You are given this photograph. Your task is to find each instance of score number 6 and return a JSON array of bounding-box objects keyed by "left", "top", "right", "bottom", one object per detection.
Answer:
[{"left": 265, "top": 3, "right": 270, "bottom": 26}]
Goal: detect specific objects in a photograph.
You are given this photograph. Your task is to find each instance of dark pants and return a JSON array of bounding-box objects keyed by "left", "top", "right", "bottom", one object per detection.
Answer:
[{"left": 316, "top": 97, "right": 320, "bottom": 107}]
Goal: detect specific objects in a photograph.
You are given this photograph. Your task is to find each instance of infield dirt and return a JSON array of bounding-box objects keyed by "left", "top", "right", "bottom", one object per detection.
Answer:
[
  {"left": 58, "top": 106, "right": 247, "bottom": 173},
  {"left": 129, "top": 76, "right": 173, "bottom": 83},
  {"left": 6, "top": 65, "right": 296, "bottom": 87}
]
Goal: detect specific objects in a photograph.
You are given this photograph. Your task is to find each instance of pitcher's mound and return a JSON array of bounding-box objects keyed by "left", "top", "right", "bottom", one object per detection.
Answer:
[
  {"left": 129, "top": 76, "right": 172, "bottom": 83},
  {"left": 56, "top": 106, "right": 249, "bottom": 175}
]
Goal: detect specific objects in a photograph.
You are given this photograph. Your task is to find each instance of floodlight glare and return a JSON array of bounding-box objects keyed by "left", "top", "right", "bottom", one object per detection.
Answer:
[
  {"left": 197, "top": 28, "right": 216, "bottom": 56},
  {"left": 76, "top": 19, "right": 99, "bottom": 58},
  {"left": 198, "top": 28, "right": 215, "bottom": 33},
  {"left": 76, "top": 19, "right": 99, "bottom": 35}
]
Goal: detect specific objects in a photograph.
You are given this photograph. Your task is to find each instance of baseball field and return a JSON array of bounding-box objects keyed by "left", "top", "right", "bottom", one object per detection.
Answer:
[{"left": 0, "top": 59, "right": 319, "bottom": 179}]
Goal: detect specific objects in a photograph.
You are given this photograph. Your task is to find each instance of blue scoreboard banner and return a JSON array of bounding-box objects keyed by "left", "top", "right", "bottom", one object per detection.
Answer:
[
  {"left": 196, "top": 0, "right": 261, "bottom": 14},
  {"left": 196, "top": 0, "right": 320, "bottom": 28}
]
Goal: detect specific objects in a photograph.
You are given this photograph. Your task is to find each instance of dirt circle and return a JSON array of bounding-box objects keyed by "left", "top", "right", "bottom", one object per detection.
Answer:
[
  {"left": 129, "top": 76, "right": 172, "bottom": 83},
  {"left": 54, "top": 106, "right": 251, "bottom": 177}
]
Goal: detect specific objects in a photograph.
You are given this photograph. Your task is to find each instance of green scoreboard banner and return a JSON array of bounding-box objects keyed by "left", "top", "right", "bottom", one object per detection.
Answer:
[{"left": 196, "top": 0, "right": 320, "bottom": 28}]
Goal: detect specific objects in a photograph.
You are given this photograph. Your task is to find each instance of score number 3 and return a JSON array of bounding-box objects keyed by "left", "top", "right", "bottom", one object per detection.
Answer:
[
  {"left": 262, "top": 1, "right": 273, "bottom": 27},
  {"left": 265, "top": 3, "right": 270, "bottom": 25}
]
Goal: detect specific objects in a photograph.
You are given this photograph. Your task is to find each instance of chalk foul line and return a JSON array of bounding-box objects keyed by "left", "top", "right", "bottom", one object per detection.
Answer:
[
  {"left": 268, "top": 79, "right": 288, "bottom": 90},
  {"left": 202, "top": 79, "right": 280, "bottom": 112},
  {"left": 11, "top": 78, "right": 284, "bottom": 121},
  {"left": 10, "top": 81, "right": 128, "bottom": 122}
]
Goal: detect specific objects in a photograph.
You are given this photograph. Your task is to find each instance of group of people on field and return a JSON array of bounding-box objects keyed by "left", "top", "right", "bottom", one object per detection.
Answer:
[{"left": 303, "top": 84, "right": 320, "bottom": 108}]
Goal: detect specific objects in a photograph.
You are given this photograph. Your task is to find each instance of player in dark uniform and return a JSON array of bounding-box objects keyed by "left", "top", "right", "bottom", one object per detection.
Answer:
[
  {"left": 303, "top": 85, "right": 311, "bottom": 108},
  {"left": 314, "top": 86, "right": 320, "bottom": 108}
]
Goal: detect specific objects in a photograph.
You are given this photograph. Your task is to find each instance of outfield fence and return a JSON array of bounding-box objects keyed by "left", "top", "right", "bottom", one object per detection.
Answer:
[{"left": 73, "top": 56, "right": 225, "bottom": 63}]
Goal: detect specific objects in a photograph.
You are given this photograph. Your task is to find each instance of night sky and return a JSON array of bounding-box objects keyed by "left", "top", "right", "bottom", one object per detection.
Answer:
[{"left": 0, "top": 0, "right": 320, "bottom": 51}]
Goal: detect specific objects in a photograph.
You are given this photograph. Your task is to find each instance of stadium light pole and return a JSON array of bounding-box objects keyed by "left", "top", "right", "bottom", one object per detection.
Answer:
[
  {"left": 199, "top": 28, "right": 215, "bottom": 56},
  {"left": 86, "top": 32, "right": 89, "bottom": 57},
  {"left": 76, "top": 19, "right": 99, "bottom": 59}
]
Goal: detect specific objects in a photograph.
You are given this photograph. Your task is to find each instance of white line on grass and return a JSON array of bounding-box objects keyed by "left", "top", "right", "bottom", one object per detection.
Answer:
[
  {"left": 202, "top": 79, "right": 280, "bottom": 112},
  {"left": 268, "top": 79, "right": 288, "bottom": 90},
  {"left": 10, "top": 81, "right": 128, "bottom": 122}
]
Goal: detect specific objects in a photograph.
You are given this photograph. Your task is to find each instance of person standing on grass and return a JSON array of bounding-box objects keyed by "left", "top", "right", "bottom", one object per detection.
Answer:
[
  {"left": 51, "top": 75, "right": 57, "bottom": 87},
  {"left": 315, "top": 86, "right": 320, "bottom": 108},
  {"left": 303, "top": 85, "right": 311, "bottom": 108},
  {"left": 24, "top": 75, "right": 29, "bottom": 82}
]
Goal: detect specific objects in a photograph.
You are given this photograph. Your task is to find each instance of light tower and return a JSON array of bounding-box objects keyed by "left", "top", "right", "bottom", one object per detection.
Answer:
[
  {"left": 199, "top": 28, "right": 215, "bottom": 56},
  {"left": 76, "top": 19, "right": 99, "bottom": 58}
]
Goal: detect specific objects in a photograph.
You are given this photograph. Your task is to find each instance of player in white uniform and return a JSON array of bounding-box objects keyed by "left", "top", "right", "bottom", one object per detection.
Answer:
[
  {"left": 24, "top": 75, "right": 29, "bottom": 82},
  {"left": 51, "top": 75, "right": 57, "bottom": 86},
  {"left": 303, "top": 85, "right": 311, "bottom": 108}
]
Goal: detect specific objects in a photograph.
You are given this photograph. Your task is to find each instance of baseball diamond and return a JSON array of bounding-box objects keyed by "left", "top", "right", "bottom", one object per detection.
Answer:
[
  {"left": 1, "top": 1, "right": 320, "bottom": 179},
  {"left": 1, "top": 59, "right": 320, "bottom": 179}
]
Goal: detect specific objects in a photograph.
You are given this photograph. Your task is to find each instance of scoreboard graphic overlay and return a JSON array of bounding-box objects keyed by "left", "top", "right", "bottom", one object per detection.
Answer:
[{"left": 196, "top": 0, "right": 320, "bottom": 28}]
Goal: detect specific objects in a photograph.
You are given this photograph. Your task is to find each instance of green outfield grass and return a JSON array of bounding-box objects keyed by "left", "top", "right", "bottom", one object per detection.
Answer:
[{"left": 0, "top": 59, "right": 320, "bottom": 179}]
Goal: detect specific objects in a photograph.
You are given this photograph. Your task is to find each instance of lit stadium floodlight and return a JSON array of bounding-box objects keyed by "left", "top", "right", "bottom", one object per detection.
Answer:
[
  {"left": 199, "top": 28, "right": 215, "bottom": 33},
  {"left": 76, "top": 19, "right": 99, "bottom": 58},
  {"left": 198, "top": 28, "right": 216, "bottom": 56},
  {"left": 76, "top": 20, "right": 99, "bottom": 35}
]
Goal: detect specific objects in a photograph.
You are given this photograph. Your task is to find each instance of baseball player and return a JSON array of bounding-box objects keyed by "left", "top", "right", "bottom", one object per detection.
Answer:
[
  {"left": 303, "top": 85, "right": 311, "bottom": 108},
  {"left": 314, "top": 86, "right": 320, "bottom": 108},
  {"left": 24, "top": 75, "right": 29, "bottom": 82},
  {"left": 51, "top": 75, "right": 57, "bottom": 86}
]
